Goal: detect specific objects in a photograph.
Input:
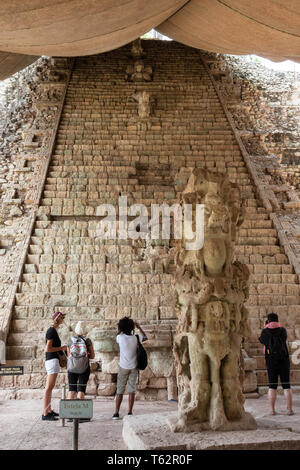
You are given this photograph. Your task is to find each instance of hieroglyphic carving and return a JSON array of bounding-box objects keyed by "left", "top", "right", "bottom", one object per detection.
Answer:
[
  {"left": 169, "top": 168, "right": 257, "bottom": 432},
  {"left": 270, "top": 213, "right": 300, "bottom": 276},
  {"left": 203, "top": 55, "right": 300, "bottom": 213},
  {"left": 0, "top": 58, "right": 73, "bottom": 346},
  {"left": 143, "top": 245, "right": 176, "bottom": 273},
  {"left": 33, "top": 102, "right": 58, "bottom": 130},
  {"left": 132, "top": 90, "right": 152, "bottom": 119},
  {"left": 125, "top": 60, "right": 152, "bottom": 82},
  {"left": 251, "top": 154, "right": 300, "bottom": 211},
  {"left": 130, "top": 38, "right": 145, "bottom": 59},
  {"left": 211, "top": 68, "right": 241, "bottom": 102}
]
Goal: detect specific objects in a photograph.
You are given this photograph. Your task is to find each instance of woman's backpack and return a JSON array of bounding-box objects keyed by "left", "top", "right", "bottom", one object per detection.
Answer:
[
  {"left": 136, "top": 335, "right": 148, "bottom": 370},
  {"left": 67, "top": 336, "right": 89, "bottom": 374}
]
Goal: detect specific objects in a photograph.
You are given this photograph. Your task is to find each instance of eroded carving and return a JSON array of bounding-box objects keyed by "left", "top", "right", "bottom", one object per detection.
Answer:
[
  {"left": 130, "top": 38, "right": 145, "bottom": 59},
  {"left": 125, "top": 60, "right": 153, "bottom": 82},
  {"left": 169, "top": 168, "right": 257, "bottom": 432},
  {"left": 143, "top": 245, "right": 176, "bottom": 273},
  {"left": 132, "top": 90, "right": 152, "bottom": 119}
]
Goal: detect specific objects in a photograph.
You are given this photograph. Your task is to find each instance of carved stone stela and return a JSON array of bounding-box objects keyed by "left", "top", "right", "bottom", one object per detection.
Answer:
[{"left": 169, "top": 168, "right": 257, "bottom": 432}]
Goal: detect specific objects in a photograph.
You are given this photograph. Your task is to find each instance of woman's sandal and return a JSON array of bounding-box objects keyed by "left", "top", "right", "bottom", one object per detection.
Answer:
[
  {"left": 271, "top": 410, "right": 276, "bottom": 415},
  {"left": 287, "top": 410, "right": 294, "bottom": 416}
]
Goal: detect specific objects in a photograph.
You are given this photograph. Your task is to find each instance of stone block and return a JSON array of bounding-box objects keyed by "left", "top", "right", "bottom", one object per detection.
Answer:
[
  {"left": 122, "top": 412, "right": 300, "bottom": 450},
  {"left": 243, "top": 371, "right": 258, "bottom": 393},
  {"left": 91, "top": 329, "right": 118, "bottom": 353},
  {"left": 148, "top": 377, "right": 167, "bottom": 389},
  {"left": 97, "top": 383, "right": 116, "bottom": 396},
  {"left": 148, "top": 351, "right": 174, "bottom": 377},
  {"left": 101, "top": 354, "right": 119, "bottom": 374}
]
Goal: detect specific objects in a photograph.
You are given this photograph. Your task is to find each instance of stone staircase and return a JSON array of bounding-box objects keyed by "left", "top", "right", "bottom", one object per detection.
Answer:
[{"left": 2, "top": 40, "right": 300, "bottom": 397}]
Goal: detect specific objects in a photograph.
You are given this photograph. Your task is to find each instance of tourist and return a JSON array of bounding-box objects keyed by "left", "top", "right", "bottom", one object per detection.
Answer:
[
  {"left": 112, "top": 317, "right": 147, "bottom": 420},
  {"left": 259, "top": 312, "right": 294, "bottom": 416},
  {"left": 43, "top": 311, "right": 67, "bottom": 421},
  {"left": 67, "top": 321, "right": 95, "bottom": 401}
]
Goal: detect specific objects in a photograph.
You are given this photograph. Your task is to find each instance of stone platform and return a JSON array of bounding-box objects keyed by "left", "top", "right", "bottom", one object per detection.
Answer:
[{"left": 122, "top": 411, "right": 300, "bottom": 450}]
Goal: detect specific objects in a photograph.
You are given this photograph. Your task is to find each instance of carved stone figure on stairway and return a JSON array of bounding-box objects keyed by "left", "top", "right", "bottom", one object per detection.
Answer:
[
  {"left": 125, "top": 60, "right": 153, "bottom": 82},
  {"left": 132, "top": 90, "right": 152, "bottom": 119},
  {"left": 169, "top": 168, "right": 257, "bottom": 432}
]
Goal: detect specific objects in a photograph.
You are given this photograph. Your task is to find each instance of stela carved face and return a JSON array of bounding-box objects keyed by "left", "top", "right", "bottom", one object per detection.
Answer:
[{"left": 204, "top": 192, "right": 230, "bottom": 236}]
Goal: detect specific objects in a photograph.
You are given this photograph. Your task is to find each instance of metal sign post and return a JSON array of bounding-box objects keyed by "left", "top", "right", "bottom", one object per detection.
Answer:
[
  {"left": 61, "top": 384, "right": 66, "bottom": 427},
  {"left": 59, "top": 399, "right": 93, "bottom": 450},
  {"left": 73, "top": 418, "right": 79, "bottom": 450}
]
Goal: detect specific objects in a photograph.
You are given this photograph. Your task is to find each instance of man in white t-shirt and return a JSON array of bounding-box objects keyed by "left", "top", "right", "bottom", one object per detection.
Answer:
[{"left": 112, "top": 317, "right": 147, "bottom": 419}]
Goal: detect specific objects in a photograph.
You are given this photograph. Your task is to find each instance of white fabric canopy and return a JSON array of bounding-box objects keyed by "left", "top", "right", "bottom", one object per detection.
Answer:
[{"left": 0, "top": 0, "right": 299, "bottom": 80}]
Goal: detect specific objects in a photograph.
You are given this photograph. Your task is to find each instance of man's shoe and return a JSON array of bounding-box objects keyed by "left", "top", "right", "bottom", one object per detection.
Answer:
[
  {"left": 112, "top": 413, "right": 119, "bottom": 420},
  {"left": 128, "top": 412, "right": 133, "bottom": 415},
  {"left": 42, "top": 413, "right": 58, "bottom": 421},
  {"left": 50, "top": 410, "right": 59, "bottom": 417}
]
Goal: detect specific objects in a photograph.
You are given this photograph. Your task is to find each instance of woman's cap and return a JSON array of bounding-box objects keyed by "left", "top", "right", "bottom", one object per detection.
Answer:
[
  {"left": 52, "top": 311, "right": 65, "bottom": 321},
  {"left": 75, "top": 321, "right": 87, "bottom": 336}
]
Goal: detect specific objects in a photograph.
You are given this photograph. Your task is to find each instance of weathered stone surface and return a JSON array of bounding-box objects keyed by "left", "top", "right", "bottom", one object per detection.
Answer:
[
  {"left": 122, "top": 411, "right": 300, "bottom": 450},
  {"left": 97, "top": 383, "right": 117, "bottom": 396},
  {"left": 101, "top": 355, "right": 119, "bottom": 374},
  {"left": 171, "top": 168, "right": 256, "bottom": 432},
  {"left": 90, "top": 329, "right": 118, "bottom": 353},
  {"left": 148, "top": 351, "right": 174, "bottom": 378},
  {"left": 243, "top": 371, "right": 258, "bottom": 394},
  {"left": 1, "top": 40, "right": 299, "bottom": 400}
]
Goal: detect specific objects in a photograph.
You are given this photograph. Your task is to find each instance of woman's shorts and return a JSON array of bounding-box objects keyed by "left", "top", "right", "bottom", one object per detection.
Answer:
[
  {"left": 116, "top": 366, "right": 138, "bottom": 394},
  {"left": 68, "top": 367, "right": 91, "bottom": 394},
  {"left": 266, "top": 357, "right": 291, "bottom": 390},
  {"left": 45, "top": 358, "right": 60, "bottom": 375}
]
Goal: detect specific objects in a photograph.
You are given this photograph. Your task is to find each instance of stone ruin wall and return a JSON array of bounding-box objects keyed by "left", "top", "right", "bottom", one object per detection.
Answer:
[
  {"left": 0, "top": 57, "right": 54, "bottom": 341},
  {"left": 218, "top": 54, "right": 300, "bottom": 194},
  {"left": 0, "top": 40, "right": 300, "bottom": 399}
]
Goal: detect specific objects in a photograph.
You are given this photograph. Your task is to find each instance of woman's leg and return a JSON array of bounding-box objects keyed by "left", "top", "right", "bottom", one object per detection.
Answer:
[
  {"left": 77, "top": 368, "right": 90, "bottom": 399},
  {"left": 68, "top": 371, "right": 78, "bottom": 399},
  {"left": 268, "top": 388, "right": 277, "bottom": 414},
  {"left": 43, "top": 373, "right": 58, "bottom": 416},
  {"left": 284, "top": 389, "right": 293, "bottom": 414},
  {"left": 280, "top": 359, "right": 293, "bottom": 414},
  {"left": 266, "top": 360, "right": 278, "bottom": 414}
]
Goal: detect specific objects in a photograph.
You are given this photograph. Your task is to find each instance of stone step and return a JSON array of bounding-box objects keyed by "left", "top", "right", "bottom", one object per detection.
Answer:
[
  {"left": 239, "top": 255, "right": 290, "bottom": 265},
  {"left": 236, "top": 237, "right": 278, "bottom": 246},
  {"left": 238, "top": 228, "right": 278, "bottom": 237},
  {"left": 247, "top": 293, "right": 299, "bottom": 306},
  {"left": 7, "top": 332, "right": 42, "bottom": 346},
  {"left": 51, "top": 159, "right": 138, "bottom": 168},
  {"left": 48, "top": 166, "right": 137, "bottom": 175},
  {"left": 6, "top": 345, "right": 37, "bottom": 360},
  {"left": 235, "top": 245, "right": 283, "bottom": 255},
  {"left": 248, "top": 264, "right": 294, "bottom": 274},
  {"left": 248, "top": 274, "right": 298, "bottom": 284},
  {"left": 239, "top": 220, "right": 274, "bottom": 229},
  {"left": 0, "top": 370, "right": 117, "bottom": 396},
  {"left": 249, "top": 284, "right": 300, "bottom": 295}
]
